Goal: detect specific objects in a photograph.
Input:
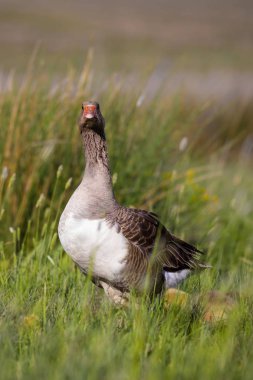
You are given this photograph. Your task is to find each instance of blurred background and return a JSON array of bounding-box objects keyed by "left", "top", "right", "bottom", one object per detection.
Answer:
[
  {"left": 1, "top": 2, "right": 253, "bottom": 378},
  {"left": 0, "top": 0, "right": 253, "bottom": 101}
]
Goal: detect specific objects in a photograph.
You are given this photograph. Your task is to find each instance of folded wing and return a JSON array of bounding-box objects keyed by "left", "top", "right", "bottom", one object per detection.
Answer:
[{"left": 107, "top": 206, "right": 204, "bottom": 271}]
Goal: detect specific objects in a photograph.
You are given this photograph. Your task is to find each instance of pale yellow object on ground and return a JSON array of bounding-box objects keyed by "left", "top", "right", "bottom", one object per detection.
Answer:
[
  {"left": 164, "top": 289, "right": 237, "bottom": 323},
  {"left": 164, "top": 288, "right": 189, "bottom": 307},
  {"left": 201, "top": 291, "right": 236, "bottom": 322}
]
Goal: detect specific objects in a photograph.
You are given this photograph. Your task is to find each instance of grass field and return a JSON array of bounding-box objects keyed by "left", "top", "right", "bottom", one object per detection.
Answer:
[{"left": 0, "top": 59, "right": 253, "bottom": 379}]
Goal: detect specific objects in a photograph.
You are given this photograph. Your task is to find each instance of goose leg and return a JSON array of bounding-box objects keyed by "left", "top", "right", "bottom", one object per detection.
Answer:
[{"left": 100, "top": 281, "right": 129, "bottom": 306}]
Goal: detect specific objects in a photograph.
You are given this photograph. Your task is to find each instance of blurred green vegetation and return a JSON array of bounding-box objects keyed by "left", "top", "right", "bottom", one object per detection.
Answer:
[
  {"left": 0, "top": 0, "right": 253, "bottom": 378},
  {"left": 0, "top": 61, "right": 253, "bottom": 379}
]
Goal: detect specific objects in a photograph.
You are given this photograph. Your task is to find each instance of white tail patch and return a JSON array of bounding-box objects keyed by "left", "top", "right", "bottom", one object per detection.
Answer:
[{"left": 164, "top": 269, "right": 191, "bottom": 288}]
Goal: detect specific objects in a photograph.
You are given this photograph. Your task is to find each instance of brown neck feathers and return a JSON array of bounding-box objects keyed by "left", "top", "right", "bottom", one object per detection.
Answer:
[{"left": 81, "top": 128, "right": 113, "bottom": 187}]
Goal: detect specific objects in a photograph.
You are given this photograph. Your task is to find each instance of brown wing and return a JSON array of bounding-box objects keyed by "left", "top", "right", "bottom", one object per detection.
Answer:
[
  {"left": 107, "top": 206, "right": 203, "bottom": 271},
  {"left": 162, "top": 234, "right": 204, "bottom": 270},
  {"left": 109, "top": 207, "right": 159, "bottom": 252}
]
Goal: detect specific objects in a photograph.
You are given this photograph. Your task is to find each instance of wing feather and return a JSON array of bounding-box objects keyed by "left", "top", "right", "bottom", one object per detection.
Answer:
[{"left": 107, "top": 206, "right": 204, "bottom": 271}]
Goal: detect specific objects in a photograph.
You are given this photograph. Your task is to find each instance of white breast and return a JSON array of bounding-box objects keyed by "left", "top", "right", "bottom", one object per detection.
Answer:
[{"left": 58, "top": 212, "right": 128, "bottom": 282}]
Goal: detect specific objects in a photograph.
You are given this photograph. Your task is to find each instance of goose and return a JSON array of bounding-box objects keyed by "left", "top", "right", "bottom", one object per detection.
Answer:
[{"left": 58, "top": 101, "right": 207, "bottom": 304}]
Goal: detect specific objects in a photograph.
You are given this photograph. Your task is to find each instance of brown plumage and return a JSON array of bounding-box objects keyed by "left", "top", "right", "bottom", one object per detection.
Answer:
[
  {"left": 106, "top": 205, "right": 204, "bottom": 293},
  {"left": 58, "top": 101, "right": 207, "bottom": 304}
]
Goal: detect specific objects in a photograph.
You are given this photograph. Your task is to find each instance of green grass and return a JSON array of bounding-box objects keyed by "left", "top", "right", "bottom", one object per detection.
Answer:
[{"left": 0, "top": 65, "right": 253, "bottom": 380}]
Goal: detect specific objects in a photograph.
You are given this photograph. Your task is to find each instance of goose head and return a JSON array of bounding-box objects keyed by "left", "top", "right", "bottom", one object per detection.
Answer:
[{"left": 79, "top": 101, "right": 105, "bottom": 135}]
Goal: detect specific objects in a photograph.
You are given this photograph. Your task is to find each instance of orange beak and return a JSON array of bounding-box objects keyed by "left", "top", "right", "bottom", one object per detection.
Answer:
[{"left": 83, "top": 104, "right": 96, "bottom": 119}]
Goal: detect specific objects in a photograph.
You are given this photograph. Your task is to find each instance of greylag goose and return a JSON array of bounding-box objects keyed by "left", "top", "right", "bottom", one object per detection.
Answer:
[{"left": 58, "top": 101, "right": 206, "bottom": 304}]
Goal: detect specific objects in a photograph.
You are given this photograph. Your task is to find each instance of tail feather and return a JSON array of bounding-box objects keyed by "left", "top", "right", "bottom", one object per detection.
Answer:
[{"left": 163, "top": 234, "right": 209, "bottom": 271}]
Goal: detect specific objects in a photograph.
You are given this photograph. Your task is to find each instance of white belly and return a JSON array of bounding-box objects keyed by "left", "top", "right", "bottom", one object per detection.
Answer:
[{"left": 58, "top": 212, "right": 128, "bottom": 282}]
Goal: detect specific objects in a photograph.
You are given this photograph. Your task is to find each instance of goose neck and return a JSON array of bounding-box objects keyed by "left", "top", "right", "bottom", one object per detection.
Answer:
[{"left": 81, "top": 128, "right": 115, "bottom": 203}]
